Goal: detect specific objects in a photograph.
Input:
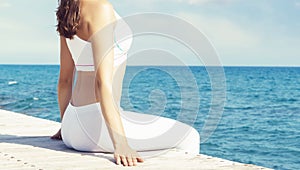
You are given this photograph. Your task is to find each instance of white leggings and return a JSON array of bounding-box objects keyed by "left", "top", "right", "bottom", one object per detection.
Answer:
[{"left": 61, "top": 102, "right": 200, "bottom": 157}]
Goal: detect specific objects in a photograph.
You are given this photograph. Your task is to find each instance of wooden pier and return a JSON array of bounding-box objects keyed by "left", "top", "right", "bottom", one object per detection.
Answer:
[{"left": 0, "top": 109, "right": 271, "bottom": 170}]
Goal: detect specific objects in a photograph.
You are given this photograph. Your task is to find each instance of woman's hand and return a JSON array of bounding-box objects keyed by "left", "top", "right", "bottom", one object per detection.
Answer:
[
  {"left": 114, "top": 145, "right": 144, "bottom": 166},
  {"left": 51, "top": 129, "right": 62, "bottom": 140}
]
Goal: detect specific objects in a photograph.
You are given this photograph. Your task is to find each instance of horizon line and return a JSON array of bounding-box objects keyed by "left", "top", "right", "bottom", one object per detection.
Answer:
[{"left": 0, "top": 63, "right": 300, "bottom": 67}]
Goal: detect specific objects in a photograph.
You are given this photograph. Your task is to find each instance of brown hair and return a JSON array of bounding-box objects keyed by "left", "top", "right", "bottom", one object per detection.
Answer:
[{"left": 56, "top": 0, "right": 81, "bottom": 39}]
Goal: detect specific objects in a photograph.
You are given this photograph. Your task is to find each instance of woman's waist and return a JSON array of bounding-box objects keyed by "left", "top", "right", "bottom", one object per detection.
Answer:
[
  {"left": 70, "top": 91, "right": 98, "bottom": 108},
  {"left": 68, "top": 101, "right": 101, "bottom": 110},
  {"left": 72, "top": 75, "right": 96, "bottom": 96},
  {"left": 66, "top": 101, "right": 123, "bottom": 114}
]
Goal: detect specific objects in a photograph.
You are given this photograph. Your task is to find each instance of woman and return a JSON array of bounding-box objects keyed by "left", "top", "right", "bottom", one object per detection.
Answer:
[{"left": 51, "top": 0, "right": 200, "bottom": 167}]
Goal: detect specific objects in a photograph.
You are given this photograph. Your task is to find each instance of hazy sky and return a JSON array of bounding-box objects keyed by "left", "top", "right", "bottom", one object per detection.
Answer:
[{"left": 0, "top": 0, "right": 299, "bottom": 66}]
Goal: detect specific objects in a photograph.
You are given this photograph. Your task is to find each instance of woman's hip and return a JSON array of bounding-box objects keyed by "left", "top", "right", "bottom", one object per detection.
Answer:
[{"left": 61, "top": 102, "right": 114, "bottom": 152}]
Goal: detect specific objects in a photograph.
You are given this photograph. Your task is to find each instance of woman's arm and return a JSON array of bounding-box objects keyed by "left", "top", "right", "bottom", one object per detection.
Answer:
[
  {"left": 57, "top": 37, "right": 75, "bottom": 119},
  {"left": 87, "top": 2, "right": 143, "bottom": 166},
  {"left": 51, "top": 36, "right": 75, "bottom": 140}
]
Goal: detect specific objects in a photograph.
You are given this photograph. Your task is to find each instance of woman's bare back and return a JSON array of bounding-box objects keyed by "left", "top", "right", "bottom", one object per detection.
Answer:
[{"left": 70, "top": 0, "right": 127, "bottom": 108}]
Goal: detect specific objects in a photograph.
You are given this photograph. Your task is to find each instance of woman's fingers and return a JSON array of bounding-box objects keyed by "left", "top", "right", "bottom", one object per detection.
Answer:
[
  {"left": 132, "top": 156, "right": 138, "bottom": 166},
  {"left": 52, "top": 129, "right": 62, "bottom": 140},
  {"left": 51, "top": 131, "right": 62, "bottom": 140},
  {"left": 137, "top": 157, "right": 144, "bottom": 163},
  {"left": 115, "top": 154, "right": 138, "bottom": 166},
  {"left": 127, "top": 155, "right": 133, "bottom": 166},
  {"left": 114, "top": 149, "right": 143, "bottom": 166},
  {"left": 134, "top": 152, "right": 144, "bottom": 163},
  {"left": 114, "top": 154, "right": 121, "bottom": 165},
  {"left": 120, "top": 155, "right": 128, "bottom": 166}
]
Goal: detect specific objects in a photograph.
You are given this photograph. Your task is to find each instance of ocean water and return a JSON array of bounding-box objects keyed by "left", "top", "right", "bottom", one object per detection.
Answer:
[{"left": 0, "top": 65, "right": 299, "bottom": 170}]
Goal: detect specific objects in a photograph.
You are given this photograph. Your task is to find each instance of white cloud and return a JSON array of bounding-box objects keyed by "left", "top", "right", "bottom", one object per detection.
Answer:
[
  {"left": 0, "top": 15, "right": 58, "bottom": 64},
  {"left": 296, "top": 2, "right": 300, "bottom": 8},
  {"left": 177, "top": 12, "right": 261, "bottom": 50},
  {"left": 177, "top": 0, "right": 235, "bottom": 5},
  {"left": 125, "top": 0, "right": 236, "bottom": 6},
  {"left": 0, "top": 21, "right": 56, "bottom": 56},
  {"left": 0, "top": 1, "right": 11, "bottom": 8},
  {"left": 176, "top": 12, "right": 300, "bottom": 66}
]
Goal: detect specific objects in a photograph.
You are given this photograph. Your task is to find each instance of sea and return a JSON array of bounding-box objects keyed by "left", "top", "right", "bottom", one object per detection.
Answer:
[{"left": 0, "top": 65, "right": 299, "bottom": 170}]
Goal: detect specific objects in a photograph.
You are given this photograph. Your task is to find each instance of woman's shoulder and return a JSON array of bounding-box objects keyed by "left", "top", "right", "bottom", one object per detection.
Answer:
[
  {"left": 80, "top": 0, "right": 116, "bottom": 37},
  {"left": 80, "top": 0, "right": 115, "bottom": 23},
  {"left": 81, "top": 0, "right": 114, "bottom": 13}
]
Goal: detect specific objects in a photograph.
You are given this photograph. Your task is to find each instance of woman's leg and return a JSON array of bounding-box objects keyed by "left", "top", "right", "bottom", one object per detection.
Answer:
[
  {"left": 120, "top": 109, "right": 200, "bottom": 156},
  {"left": 62, "top": 103, "right": 200, "bottom": 156}
]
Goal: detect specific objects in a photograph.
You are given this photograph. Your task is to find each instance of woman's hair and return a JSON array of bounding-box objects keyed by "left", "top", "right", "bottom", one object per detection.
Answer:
[{"left": 56, "top": 0, "right": 81, "bottom": 39}]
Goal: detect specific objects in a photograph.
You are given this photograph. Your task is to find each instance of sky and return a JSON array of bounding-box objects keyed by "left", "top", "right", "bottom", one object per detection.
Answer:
[{"left": 0, "top": 0, "right": 299, "bottom": 66}]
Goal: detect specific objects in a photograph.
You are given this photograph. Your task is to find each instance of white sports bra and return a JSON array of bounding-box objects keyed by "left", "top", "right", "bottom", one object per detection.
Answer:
[{"left": 66, "top": 10, "right": 133, "bottom": 72}]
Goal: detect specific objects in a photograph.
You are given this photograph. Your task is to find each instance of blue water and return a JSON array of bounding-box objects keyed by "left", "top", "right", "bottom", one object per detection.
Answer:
[{"left": 0, "top": 65, "right": 299, "bottom": 170}]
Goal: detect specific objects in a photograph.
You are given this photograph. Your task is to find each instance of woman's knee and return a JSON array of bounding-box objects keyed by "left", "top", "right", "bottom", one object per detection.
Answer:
[
  {"left": 184, "top": 127, "right": 200, "bottom": 147},
  {"left": 189, "top": 127, "right": 200, "bottom": 143}
]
